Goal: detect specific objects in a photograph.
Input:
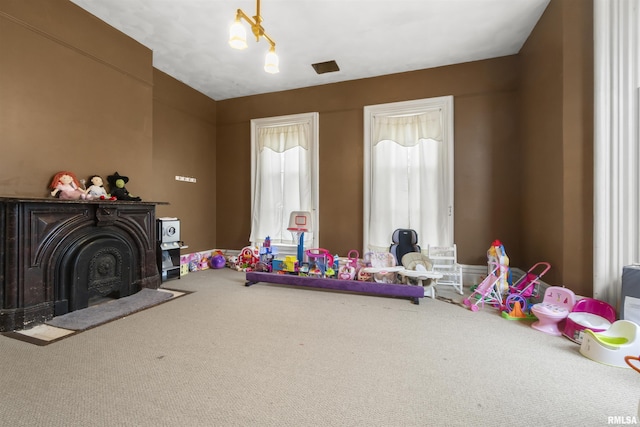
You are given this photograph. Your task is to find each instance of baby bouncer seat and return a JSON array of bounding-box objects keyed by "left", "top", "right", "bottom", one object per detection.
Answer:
[{"left": 398, "top": 252, "right": 443, "bottom": 299}]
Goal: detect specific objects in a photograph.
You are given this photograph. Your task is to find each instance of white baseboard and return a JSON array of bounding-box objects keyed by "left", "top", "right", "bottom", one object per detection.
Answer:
[{"left": 460, "top": 264, "right": 488, "bottom": 287}]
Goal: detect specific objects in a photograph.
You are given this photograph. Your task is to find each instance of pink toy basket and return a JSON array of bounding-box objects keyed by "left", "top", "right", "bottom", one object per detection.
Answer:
[{"left": 563, "top": 298, "right": 617, "bottom": 344}]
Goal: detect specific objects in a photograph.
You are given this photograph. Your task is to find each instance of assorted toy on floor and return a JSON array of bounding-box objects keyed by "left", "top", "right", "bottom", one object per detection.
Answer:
[
  {"left": 255, "top": 236, "right": 276, "bottom": 272},
  {"left": 360, "top": 251, "right": 403, "bottom": 283},
  {"left": 501, "top": 262, "right": 551, "bottom": 320},
  {"left": 487, "top": 239, "right": 511, "bottom": 294},
  {"left": 179, "top": 250, "right": 229, "bottom": 274},
  {"left": 183, "top": 234, "right": 640, "bottom": 370},
  {"left": 337, "top": 250, "right": 360, "bottom": 280},
  {"left": 464, "top": 261, "right": 508, "bottom": 312},
  {"left": 235, "top": 246, "right": 260, "bottom": 271},
  {"left": 306, "top": 248, "right": 335, "bottom": 278},
  {"left": 463, "top": 242, "right": 556, "bottom": 321},
  {"left": 398, "top": 252, "right": 443, "bottom": 299},
  {"left": 530, "top": 286, "right": 576, "bottom": 335},
  {"left": 209, "top": 251, "right": 226, "bottom": 269},
  {"left": 580, "top": 319, "right": 640, "bottom": 368},
  {"left": 464, "top": 242, "right": 515, "bottom": 312},
  {"left": 562, "top": 297, "right": 616, "bottom": 343},
  {"left": 231, "top": 241, "right": 445, "bottom": 306}
]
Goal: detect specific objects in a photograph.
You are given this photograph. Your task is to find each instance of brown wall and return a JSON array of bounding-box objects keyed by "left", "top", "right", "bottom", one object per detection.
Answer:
[
  {"left": 217, "top": 58, "right": 523, "bottom": 265},
  {"left": 217, "top": 0, "right": 594, "bottom": 295},
  {"left": 151, "top": 69, "right": 217, "bottom": 251},
  {"left": 0, "top": 0, "right": 217, "bottom": 254},
  {"left": 519, "top": 0, "right": 593, "bottom": 296},
  {"left": 1, "top": 0, "right": 595, "bottom": 295},
  {"left": 0, "top": 0, "right": 154, "bottom": 194}
]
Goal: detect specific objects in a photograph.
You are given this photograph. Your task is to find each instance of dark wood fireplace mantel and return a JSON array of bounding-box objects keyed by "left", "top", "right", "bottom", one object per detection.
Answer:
[{"left": 0, "top": 197, "right": 162, "bottom": 331}]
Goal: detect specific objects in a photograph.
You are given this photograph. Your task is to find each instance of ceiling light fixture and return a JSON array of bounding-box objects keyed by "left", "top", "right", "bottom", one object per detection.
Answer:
[{"left": 229, "top": 0, "right": 279, "bottom": 74}]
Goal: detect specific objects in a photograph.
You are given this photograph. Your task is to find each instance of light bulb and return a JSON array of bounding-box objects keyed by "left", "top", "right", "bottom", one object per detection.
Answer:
[
  {"left": 264, "top": 46, "right": 279, "bottom": 73},
  {"left": 229, "top": 20, "right": 248, "bottom": 50}
]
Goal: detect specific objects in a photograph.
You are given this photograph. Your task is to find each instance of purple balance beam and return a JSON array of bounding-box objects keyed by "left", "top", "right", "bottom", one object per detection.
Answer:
[{"left": 245, "top": 271, "right": 423, "bottom": 304}]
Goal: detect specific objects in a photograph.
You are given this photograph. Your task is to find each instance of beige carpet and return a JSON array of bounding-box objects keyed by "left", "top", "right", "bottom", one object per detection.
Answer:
[
  {"left": 0, "top": 268, "right": 637, "bottom": 426},
  {"left": 4, "top": 288, "right": 186, "bottom": 345}
]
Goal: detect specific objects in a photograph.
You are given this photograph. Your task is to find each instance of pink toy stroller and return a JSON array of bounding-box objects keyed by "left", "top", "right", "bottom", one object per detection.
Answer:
[
  {"left": 508, "top": 262, "right": 550, "bottom": 299},
  {"left": 464, "top": 262, "right": 508, "bottom": 312}
]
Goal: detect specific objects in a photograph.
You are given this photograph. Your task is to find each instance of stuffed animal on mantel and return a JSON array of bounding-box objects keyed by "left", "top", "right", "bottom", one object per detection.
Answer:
[
  {"left": 107, "top": 172, "right": 141, "bottom": 201},
  {"left": 86, "top": 175, "right": 116, "bottom": 201},
  {"left": 49, "top": 171, "right": 91, "bottom": 200}
]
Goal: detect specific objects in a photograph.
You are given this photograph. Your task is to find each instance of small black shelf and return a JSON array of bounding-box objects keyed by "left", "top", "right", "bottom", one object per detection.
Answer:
[
  {"left": 161, "top": 265, "right": 181, "bottom": 281},
  {"left": 156, "top": 218, "right": 182, "bottom": 283},
  {"left": 158, "top": 246, "right": 181, "bottom": 282}
]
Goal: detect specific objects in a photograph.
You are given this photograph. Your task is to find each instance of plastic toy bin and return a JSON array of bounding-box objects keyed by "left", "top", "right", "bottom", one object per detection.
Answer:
[
  {"left": 564, "top": 313, "right": 611, "bottom": 343},
  {"left": 562, "top": 298, "right": 616, "bottom": 344}
]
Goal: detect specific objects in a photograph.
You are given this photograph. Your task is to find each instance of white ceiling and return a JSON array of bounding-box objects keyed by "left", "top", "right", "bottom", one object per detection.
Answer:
[{"left": 69, "top": 0, "right": 550, "bottom": 101}]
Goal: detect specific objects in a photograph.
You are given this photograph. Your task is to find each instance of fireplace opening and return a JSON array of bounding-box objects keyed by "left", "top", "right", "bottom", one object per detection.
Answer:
[{"left": 54, "top": 230, "right": 139, "bottom": 316}]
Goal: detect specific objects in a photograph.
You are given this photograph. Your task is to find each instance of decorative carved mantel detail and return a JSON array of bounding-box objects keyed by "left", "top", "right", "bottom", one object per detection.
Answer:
[{"left": 0, "top": 197, "right": 161, "bottom": 331}]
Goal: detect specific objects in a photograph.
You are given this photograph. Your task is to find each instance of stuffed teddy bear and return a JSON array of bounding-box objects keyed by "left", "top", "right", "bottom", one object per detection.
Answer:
[
  {"left": 49, "top": 171, "right": 92, "bottom": 200},
  {"left": 107, "top": 172, "right": 141, "bottom": 201},
  {"left": 86, "top": 175, "right": 116, "bottom": 200}
]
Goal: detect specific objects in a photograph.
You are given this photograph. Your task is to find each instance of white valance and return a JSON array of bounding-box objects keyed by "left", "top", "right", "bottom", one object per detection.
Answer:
[
  {"left": 258, "top": 123, "right": 309, "bottom": 152},
  {"left": 372, "top": 109, "right": 442, "bottom": 146}
]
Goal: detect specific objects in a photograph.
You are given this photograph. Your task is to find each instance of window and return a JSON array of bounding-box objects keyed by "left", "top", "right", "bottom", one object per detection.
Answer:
[
  {"left": 363, "top": 96, "right": 454, "bottom": 253},
  {"left": 249, "top": 113, "right": 319, "bottom": 253}
]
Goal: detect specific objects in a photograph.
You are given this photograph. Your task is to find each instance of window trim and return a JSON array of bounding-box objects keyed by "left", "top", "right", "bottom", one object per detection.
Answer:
[
  {"left": 250, "top": 112, "right": 320, "bottom": 250},
  {"left": 363, "top": 96, "right": 454, "bottom": 253}
]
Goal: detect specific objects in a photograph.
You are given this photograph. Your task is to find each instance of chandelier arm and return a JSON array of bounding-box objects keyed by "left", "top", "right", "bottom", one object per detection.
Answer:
[
  {"left": 262, "top": 32, "right": 276, "bottom": 49},
  {"left": 235, "top": 8, "right": 276, "bottom": 47},
  {"left": 236, "top": 9, "right": 256, "bottom": 27}
]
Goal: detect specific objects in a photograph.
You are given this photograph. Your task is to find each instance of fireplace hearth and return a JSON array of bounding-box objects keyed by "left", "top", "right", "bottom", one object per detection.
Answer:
[{"left": 0, "top": 197, "right": 161, "bottom": 331}]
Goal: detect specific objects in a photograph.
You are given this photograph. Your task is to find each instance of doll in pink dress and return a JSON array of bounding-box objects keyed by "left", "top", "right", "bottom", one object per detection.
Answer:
[{"left": 49, "top": 171, "right": 91, "bottom": 200}]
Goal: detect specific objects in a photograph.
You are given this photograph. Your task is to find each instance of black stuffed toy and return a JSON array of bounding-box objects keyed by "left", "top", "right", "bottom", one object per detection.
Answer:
[{"left": 107, "top": 172, "right": 141, "bottom": 201}]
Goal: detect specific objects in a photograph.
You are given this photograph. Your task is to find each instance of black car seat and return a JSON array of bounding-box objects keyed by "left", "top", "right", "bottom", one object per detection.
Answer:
[{"left": 389, "top": 229, "right": 420, "bottom": 266}]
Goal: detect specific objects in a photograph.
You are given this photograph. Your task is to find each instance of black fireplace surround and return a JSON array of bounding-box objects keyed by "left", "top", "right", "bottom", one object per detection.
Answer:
[{"left": 0, "top": 197, "right": 161, "bottom": 331}]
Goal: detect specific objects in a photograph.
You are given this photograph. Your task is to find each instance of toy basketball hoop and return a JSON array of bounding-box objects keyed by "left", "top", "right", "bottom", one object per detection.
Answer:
[
  {"left": 287, "top": 211, "right": 311, "bottom": 232},
  {"left": 287, "top": 211, "right": 312, "bottom": 262}
]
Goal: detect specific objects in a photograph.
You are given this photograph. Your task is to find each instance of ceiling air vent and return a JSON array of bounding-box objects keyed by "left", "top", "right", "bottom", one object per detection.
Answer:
[{"left": 312, "top": 60, "right": 340, "bottom": 75}]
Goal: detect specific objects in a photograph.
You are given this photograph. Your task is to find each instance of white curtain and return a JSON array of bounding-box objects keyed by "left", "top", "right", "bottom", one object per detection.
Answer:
[
  {"left": 368, "top": 110, "right": 448, "bottom": 252},
  {"left": 250, "top": 123, "right": 312, "bottom": 244},
  {"left": 594, "top": 0, "right": 640, "bottom": 307}
]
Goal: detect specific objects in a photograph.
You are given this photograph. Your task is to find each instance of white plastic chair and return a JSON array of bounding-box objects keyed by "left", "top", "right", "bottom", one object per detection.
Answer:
[{"left": 427, "top": 244, "right": 464, "bottom": 295}]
